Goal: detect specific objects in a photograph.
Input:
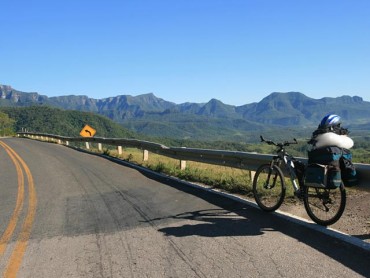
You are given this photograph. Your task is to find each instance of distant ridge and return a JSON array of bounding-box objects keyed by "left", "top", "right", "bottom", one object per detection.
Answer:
[{"left": 1, "top": 84, "right": 369, "bottom": 141}]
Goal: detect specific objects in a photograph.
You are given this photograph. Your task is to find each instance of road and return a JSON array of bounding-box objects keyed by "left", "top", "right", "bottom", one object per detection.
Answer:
[{"left": 0, "top": 138, "right": 369, "bottom": 278}]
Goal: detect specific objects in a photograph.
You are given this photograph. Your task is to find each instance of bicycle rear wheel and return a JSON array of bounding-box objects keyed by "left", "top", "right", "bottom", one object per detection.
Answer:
[
  {"left": 303, "top": 183, "right": 346, "bottom": 226},
  {"left": 253, "top": 164, "right": 286, "bottom": 211}
]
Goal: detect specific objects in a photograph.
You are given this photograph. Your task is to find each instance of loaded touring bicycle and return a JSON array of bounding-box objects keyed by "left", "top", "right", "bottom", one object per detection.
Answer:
[{"left": 252, "top": 136, "right": 350, "bottom": 226}]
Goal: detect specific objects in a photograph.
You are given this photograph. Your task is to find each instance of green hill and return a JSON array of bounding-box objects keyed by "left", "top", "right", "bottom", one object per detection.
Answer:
[{"left": 0, "top": 106, "right": 136, "bottom": 138}]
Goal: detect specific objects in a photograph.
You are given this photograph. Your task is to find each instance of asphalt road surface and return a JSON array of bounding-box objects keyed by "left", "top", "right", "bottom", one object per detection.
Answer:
[{"left": 0, "top": 138, "right": 369, "bottom": 278}]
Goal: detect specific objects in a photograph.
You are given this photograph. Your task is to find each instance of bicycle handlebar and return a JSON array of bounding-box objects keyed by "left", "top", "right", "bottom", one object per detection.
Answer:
[{"left": 260, "top": 135, "right": 297, "bottom": 147}]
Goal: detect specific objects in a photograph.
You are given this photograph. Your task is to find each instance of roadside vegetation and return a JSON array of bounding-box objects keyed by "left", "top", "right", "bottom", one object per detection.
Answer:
[
  {"left": 0, "top": 111, "right": 16, "bottom": 136},
  {"left": 92, "top": 146, "right": 256, "bottom": 197}
]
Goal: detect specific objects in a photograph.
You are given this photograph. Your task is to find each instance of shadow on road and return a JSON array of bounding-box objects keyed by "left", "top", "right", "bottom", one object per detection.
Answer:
[
  {"left": 153, "top": 208, "right": 265, "bottom": 237},
  {"left": 137, "top": 164, "right": 370, "bottom": 278}
]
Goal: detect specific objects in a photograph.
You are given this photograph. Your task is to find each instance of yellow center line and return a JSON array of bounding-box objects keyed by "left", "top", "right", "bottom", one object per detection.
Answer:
[
  {"left": 0, "top": 142, "right": 25, "bottom": 256},
  {"left": 0, "top": 141, "right": 37, "bottom": 278}
]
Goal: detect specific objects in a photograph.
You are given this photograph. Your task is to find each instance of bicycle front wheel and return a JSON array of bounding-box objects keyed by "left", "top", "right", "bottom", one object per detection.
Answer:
[
  {"left": 253, "top": 164, "right": 286, "bottom": 211},
  {"left": 303, "top": 183, "right": 346, "bottom": 226}
]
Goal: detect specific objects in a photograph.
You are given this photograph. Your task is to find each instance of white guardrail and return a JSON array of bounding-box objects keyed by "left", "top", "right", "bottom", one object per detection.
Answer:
[{"left": 17, "top": 132, "right": 370, "bottom": 189}]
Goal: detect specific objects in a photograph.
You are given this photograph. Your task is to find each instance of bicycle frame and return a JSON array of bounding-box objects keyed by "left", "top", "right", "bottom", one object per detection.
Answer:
[
  {"left": 271, "top": 151, "right": 301, "bottom": 193},
  {"left": 261, "top": 135, "right": 301, "bottom": 194}
]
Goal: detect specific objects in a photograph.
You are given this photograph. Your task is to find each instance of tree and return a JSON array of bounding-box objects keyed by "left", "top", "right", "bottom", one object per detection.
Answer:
[{"left": 0, "top": 112, "right": 15, "bottom": 136}]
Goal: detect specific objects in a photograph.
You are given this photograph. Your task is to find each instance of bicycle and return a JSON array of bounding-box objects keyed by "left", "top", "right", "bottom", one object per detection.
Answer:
[{"left": 252, "top": 136, "right": 346, "bottom": 226}]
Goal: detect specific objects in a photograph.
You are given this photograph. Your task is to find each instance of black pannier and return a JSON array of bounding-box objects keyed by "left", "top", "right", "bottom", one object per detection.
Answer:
[
  {"left": 305, "top": 147, "right": 342, "bottom": 189},
  {"left": 308, "top": 146, "right": 342, "bottom": 165},
  {"left": 340, "top": 148, "right": 358, "bottom": 187}
]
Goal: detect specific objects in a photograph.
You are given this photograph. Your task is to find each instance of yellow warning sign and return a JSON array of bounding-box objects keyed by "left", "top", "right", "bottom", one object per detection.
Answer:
[{"left": 80, "top": 124, "right": 96, "bottom": 137}]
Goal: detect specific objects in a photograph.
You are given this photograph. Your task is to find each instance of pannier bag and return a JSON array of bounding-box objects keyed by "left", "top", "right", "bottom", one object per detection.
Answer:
[
  {"left": 308, "top": 146, "right": 342, "bottom": 166},
  {"left": 305, "top": 163, "right": 341, "bottom": 189},
  {"left": 306, "top": 147, "right": 342, "bottom": 188},
  {"left": 340, "top": 148, "right": 358, "bottom": 187},
  {"left": 305, "top": 147, "right": 357, "bottom": 188}
]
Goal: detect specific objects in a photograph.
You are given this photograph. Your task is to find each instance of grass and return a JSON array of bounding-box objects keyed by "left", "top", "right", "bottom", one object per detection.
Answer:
[{"left": 100, "top": 146, "right": 255, "bottom": 196}]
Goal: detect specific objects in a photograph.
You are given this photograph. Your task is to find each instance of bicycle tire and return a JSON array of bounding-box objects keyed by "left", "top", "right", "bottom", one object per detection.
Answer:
[
  {"left": 253, "top": 164, "right": 286, "bottom": 211},
  {"left": 303, "top": 183, "right": 346, "bottom": 226}
]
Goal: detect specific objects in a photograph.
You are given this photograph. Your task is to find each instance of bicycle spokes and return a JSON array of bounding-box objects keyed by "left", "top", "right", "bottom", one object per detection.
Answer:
[
  {"left": 253, "top": 164, "right": 286, "bottom": 212},
  {"left": 303, "top": 185, "right": 346, "bottom": 226}
]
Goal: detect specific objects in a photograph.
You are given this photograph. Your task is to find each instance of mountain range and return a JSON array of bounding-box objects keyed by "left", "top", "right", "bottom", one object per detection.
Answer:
[{"left": 1, "top": 84, "right": 369, "bottom": 142}]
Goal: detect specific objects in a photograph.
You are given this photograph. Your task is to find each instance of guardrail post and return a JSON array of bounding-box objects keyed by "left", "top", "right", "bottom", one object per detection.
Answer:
[
  {"left": 118, "top": 146, "right": 122, "bottom": 156},
  {"left": 143, "top": 150, "right": 149, "bottom": 161},
  {"left": 180, "top": 160, "right": 187, "bottom": 170},
  {"left": 249, "top": 170, "right": 256, "bottom": 181},
  {"left": 85, "top": 142, "right": 90, "bottom": 150},
  {"left": 65, "top": 141, "right": 69, "bottom": 146},
  {"left": 98, "top": 143, "right": 102, "bottom": 152}
]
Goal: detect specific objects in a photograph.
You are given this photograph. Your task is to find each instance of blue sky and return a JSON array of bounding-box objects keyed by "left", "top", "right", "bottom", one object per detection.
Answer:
[{"left": 1, "top": 0, "right": 369, "bottom": 105}]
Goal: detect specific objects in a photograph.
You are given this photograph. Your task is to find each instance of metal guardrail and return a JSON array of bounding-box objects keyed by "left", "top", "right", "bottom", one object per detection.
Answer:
[{"left": 17, "top": 132, "right": 370, "bottom": 189}]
